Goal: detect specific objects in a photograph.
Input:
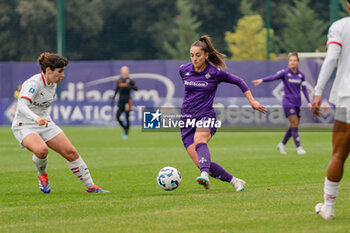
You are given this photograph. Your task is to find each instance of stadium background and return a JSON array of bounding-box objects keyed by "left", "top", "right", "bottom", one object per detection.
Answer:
[{"left": 1, "top": 1, "right": 350, "bottom": 232}]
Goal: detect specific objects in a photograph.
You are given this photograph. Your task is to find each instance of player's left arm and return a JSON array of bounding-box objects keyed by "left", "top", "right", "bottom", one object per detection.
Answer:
[
  {"left": 218, "top": 70, "right": 266, "bottom": 113},
  {"left": 130, "top": 78, "right": 138, "bottom": 91},
  {"left": 301, "top": 75, "right": 312, "bottom": 111}
]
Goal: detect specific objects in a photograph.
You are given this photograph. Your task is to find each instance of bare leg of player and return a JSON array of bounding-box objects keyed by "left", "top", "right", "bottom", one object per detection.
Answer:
[
  {"left": 47, "top": 132, "right": 109, "bottom": 193},
  {"left": 316, "top": 121, "right": 350, "bottom": 219}
]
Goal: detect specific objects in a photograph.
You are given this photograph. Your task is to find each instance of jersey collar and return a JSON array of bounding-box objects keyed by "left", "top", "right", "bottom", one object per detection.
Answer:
[
  {"left": 41, "top": 72, "right": 47, "bottom": 86},
  {"left": 288, "top": 68, "right": 299, "bottom": 74},
  {"left": 190, "top": 61, "right": 210, "bottom": 74}
]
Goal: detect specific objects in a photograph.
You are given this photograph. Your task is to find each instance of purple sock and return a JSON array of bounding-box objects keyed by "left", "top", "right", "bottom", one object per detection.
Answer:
[
  {"left": 209, "top": 162, "right": 233, "bottom": 183},
  {"left": 291, "top": 127, "right": 301, "bottom": 147},
  {"left": 282, "top": 128, "right": 292, "bottom": 145},
  {"left": 195, "top": 143, "right": 211, "bottom": 173}
]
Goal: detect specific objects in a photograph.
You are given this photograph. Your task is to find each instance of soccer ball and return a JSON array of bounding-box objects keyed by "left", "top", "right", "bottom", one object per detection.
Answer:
[{"left": 156, "top": 166, "right": 182, "bottom": 191}]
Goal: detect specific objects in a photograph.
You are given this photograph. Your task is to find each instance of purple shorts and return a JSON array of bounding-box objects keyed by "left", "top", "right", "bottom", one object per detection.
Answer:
[
  {"left": 283, "top": 106, "right": 300, "bottom": 118},
  {"left": 180, "top": 116, "right": 217, "bottom": 149}
]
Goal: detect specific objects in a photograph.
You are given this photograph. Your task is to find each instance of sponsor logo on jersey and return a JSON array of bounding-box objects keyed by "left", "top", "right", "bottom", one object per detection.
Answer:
[
  {"left": 29, "top": 88, "right": 35, "bottom": 94},
  {"left": 288, "top": 73, "right": 292, "bottom": 77},
  {"left": 184, "top": 80, "right": 208, "bottom": 87},
  {"left": 288, "top": 78, "right": 302, "bottom": 84},
  {"left": 298, "top": 74, "right": 302, "bottom": 78}
]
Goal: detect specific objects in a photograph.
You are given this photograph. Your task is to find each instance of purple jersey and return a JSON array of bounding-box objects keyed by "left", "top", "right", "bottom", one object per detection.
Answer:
[
  {"left": 262, "top": 68, "right": 311, "bottom": 107},
  {"left": 179, "top": 62, "right": 249, "bottom": 118}
]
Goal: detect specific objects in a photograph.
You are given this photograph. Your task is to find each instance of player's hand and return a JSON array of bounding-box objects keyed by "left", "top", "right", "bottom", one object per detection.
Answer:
[
  {"left": 312, "top": 95, "right": 322, "bottom": 117},
  {"left": 307, "top": 103, "right": 312, "bottom": 112},
  {"left": 252, "top": 79, "right": 263, "bottom": 87},
  {"left": 251, "top": 100, "right": 267, "bottom": 113},
  {"left": 35, "top": 118, "right": 51, "bottom": 127}
]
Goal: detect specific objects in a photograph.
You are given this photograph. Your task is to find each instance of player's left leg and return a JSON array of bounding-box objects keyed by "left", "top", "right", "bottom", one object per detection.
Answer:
[
  {"left": 186, "top": 130, "right": 245, "bottom": 191},
  {"left": 125, "top": 111, "right": 130, "bottom": 136},
  {"left": 316, "top": 120, "right": 350, "bottom": 220},
  {"left": 288, "top": 114, "right": 306, "bottom": 154},
  {"left": 46, "top": 132, "right": 109, "bottom": 193}
]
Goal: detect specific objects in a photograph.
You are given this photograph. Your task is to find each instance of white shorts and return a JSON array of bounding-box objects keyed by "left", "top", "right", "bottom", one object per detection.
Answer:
[
  {"left": 12, "top": 123, "right": 62, "bottom": 149},
  {"left": 335, "top": 97, "right": 350, "bottom": 124}
]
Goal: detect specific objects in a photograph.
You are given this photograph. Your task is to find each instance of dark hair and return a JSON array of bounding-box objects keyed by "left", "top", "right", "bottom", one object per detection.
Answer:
[
  {"left": 288, "top": 52, "right": 299, "bottom": 61},
  {"left": 191, "top": 35, "right": 226, "bottom": 69},
  {"left": 37, "top": 52, "right": 68, "bottom": 73},
  {"left": 347, "top": 0, "right": 350, "bottom": 4}
]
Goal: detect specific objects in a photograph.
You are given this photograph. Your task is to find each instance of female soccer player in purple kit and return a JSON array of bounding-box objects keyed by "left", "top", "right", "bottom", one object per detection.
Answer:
[
  {"left": 179, "top": 35, "right": 266, "bottom": 190},
  {"left": 253, "top": 52, "right": 311, "bottom": 155}
]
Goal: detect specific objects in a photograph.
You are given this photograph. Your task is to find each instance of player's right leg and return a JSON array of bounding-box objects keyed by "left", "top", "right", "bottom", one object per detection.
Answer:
[
  {"left": 315, "top": 120, "right": 350, "bottom": 220},
  {"left": 22, "top": 134, "right": 50, "bottom": 193},
  {"left": 46, "top": 132, "right": 109, "bottom": 193}
]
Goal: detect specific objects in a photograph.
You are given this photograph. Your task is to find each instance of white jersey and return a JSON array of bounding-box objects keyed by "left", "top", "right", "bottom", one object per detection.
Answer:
[
  {"left": 316, "top": 17, "right": 350, "bottom": 104},
  {"left": 12, "top": 73, "right": 56, "bottom": 126}
]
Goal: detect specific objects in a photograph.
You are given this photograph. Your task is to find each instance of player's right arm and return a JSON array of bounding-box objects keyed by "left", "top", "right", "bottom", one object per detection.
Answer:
[
  {"left": 252, "top": 70, "right": 285, "bottom": 87},
  {"left": 17, "top": 80, "right": 50, "bottom": 126}
]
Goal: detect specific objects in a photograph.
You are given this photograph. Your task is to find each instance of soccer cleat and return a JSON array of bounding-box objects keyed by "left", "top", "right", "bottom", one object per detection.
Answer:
[
  {"left": 297, "top": 146, "right": 306, "bottom": 155},
  {"left": 85, "top": 185, "right": 110, "bottom": 193},
  {"left": 277, "top": 143, "right": 287, "bottom": 154},
  {"left": 122, "top": 130, "right": 128, "bottom": 140},
  {"left": 196, "top": 176, "right": 210, "bottom": 190},
  {"left": 38, "top": 174, "right": 51, "bottom": 193},
  {"left": 315, "top": 203, "right": 334, "bottom": 220},
  {"left": 232, "top": 178, "right": 246, "bottom": 192}
]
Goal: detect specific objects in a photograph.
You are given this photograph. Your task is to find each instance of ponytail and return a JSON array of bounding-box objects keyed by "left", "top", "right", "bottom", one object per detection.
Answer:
[{"left": 191, "top": 35, "right": 226, "bottom": 69}]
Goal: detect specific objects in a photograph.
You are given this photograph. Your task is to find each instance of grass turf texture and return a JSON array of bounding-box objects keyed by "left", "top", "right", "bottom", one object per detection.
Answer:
[{"left": 0, "top": 126, "right": 349, "bottom": 233}]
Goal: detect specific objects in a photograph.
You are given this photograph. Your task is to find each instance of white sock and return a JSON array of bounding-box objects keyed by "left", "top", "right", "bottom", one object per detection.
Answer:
[
  {"left": 32, "top": 155, "right": 48, "bottom": 175},
  {"left": 324, "top": 177, "right": 340, "bottom": 210},
  {"left": 201, "top": 171, "right": 209, "bottom": 179},
  {"left": 230, "top": 177, "right": 237, "bottom": 184},
  {"left": 67, "top": 157, "right": 94, "bottom": 189}
]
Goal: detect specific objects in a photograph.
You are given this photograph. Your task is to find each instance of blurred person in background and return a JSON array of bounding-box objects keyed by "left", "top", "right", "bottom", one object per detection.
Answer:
[
  {"left": 111, "top": 66, "right": 138, "bottom": 139},
  {"left": 252, "top": 52, "right": 311, "bottom": 155}
]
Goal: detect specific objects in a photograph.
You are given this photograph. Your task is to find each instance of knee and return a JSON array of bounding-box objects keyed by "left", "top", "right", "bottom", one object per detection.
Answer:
[
  {"left": 331, "top": 152, "right": 347, "bottom": 163},
  {"left": 35, "top": 146, "right": 48, "bottom": 159},
  {"left": 193, "top": 134, "right": 210, "bottom": 145},
  {"left": 64, "top": 148, "right": 80, "bottom": 162}
]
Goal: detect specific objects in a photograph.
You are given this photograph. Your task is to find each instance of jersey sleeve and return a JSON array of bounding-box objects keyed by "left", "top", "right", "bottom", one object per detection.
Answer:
[
  {"left": 262, "top": 69, "right": 285, "bottom": 82},
  {"left": 217, "top": 69, "right": 249, "bottom": 93},
  {"left": 179, "top": 64, "right": 185, "bottom": 79},
  {"left": 17, "top": 98, "right": 40, "bottom": 121},
  {"left": 327, "top": 22, "right": 343, "bottom": 48},
  {"left": 19, "top": 80, "right": 39, "bottom": 104}
]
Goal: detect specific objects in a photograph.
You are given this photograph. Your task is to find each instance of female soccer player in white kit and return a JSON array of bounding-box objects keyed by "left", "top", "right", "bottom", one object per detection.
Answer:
[
  {"left": 11, "top": 52, "right": 109, "bottom": 193},
  {"left": 313, "top": 0, "right": 350, "bottom": 220}
]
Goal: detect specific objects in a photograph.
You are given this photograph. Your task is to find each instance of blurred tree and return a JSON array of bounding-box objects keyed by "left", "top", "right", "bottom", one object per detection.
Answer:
[
  {"left": 339, "top": 0, "right": 349, "bottom": 18},
  {"left": 163, "top": 0, "right": 201, "bottom": 60},
  {"left": 240, "top": 0, "right": 254, "bottom": 15},
  {"left": 65, "top": 0, "right": 105, "bottom": 60},
  {"left": 16, "top": 0, "right": 56, "bottom": 61},
  {"left": 278, "top": 0, "right": 328, "bottom": 52},
  {"left": 0, "top": 0, "right": 21, "bottom": 61},
  {"left": 225, "top": 1, "right": 275, "bottom": 60}
]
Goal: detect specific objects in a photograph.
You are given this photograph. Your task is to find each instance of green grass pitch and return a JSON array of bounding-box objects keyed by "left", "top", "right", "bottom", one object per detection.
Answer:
[{"left": 0, "top": 126, "right": 350, "bottom": 233}]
